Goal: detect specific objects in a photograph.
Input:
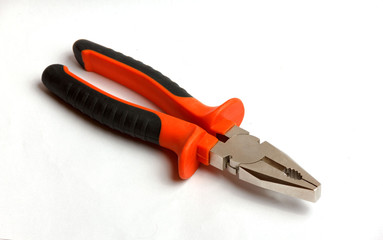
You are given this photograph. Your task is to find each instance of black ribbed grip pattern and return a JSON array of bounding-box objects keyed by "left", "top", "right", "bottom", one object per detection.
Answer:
[
  {"left": 73, "top": 39, "right": 192, "bottom": 97},
  {"left": 42, "top": 64, "right": 161, "bottom": 144}
]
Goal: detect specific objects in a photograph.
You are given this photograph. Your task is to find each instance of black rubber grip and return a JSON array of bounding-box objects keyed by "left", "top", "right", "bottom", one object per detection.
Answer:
[
  {"left": 42, "top": 64, "right": 161, "bottom": 144},
  {"left": 73, "top": 39, "right": 192, "bottom": 97}
]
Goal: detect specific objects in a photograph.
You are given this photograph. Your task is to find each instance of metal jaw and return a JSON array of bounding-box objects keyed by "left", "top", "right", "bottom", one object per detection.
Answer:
[{"left": 210, "top": 126, "right": 321, "bottom": 202}]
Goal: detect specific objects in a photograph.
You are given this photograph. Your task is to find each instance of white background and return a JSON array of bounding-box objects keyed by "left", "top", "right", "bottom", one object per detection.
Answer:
[{"left": 1, "top": 0, "right": 383, "bottom": 239}]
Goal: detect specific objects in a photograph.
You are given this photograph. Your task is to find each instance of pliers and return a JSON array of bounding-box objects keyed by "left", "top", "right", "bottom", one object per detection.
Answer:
[{"left": 42, "top": 39, "right": 321, "bottom": 202}]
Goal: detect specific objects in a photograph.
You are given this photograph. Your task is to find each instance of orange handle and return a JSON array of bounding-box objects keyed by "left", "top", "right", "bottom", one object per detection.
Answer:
[
  {"left": 42, "top": 64, "right": 218, "bottom": 179},
  {"left": 73, "top": 39, "right": 245, "bottom": 136}
]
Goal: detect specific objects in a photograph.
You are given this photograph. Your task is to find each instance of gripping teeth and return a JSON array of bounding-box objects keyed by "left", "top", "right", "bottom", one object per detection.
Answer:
[{"left": 284, "top": 168, "right": 302, "bottom": 180}]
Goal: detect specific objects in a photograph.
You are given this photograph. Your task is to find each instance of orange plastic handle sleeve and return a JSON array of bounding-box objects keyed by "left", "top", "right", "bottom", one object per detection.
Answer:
[
  {"left": 42, "top": 64, "right": 218, "bottom": 179},
  {"left": 73, "top": 39, "right": 245, "bottom": 137}
]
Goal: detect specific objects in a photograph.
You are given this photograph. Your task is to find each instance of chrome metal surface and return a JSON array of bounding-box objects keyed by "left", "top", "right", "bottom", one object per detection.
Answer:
[{"left": 210, "top": 125, "right": 321, "bottom": 202}]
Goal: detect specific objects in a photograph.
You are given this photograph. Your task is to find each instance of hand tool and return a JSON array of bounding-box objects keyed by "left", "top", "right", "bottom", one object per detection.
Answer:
[{"left": 42, "top": 39, "right": 321, "bottom": 202}]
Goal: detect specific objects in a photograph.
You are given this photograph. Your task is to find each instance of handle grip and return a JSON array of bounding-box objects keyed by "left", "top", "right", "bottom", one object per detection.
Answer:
[
  {"left": 42, "top": 64, "right": 161, "bottom": 143},
  {"left": 73, "top": 39, "right": 245, "bottom": 136},
  {"left": 42, "top": 64, "right": 217, "bottom": 179}
]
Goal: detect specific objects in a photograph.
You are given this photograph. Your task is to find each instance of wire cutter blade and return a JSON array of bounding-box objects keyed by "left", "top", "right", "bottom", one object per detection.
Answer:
[{"left": 210, "top": 126, "right": 321, "bottom": 202}]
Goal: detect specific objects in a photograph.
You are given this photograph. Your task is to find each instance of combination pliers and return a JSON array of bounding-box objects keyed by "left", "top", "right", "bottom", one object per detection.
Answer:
[{"left": 42, "top": 39, "right": 321, "bottom": 202}]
